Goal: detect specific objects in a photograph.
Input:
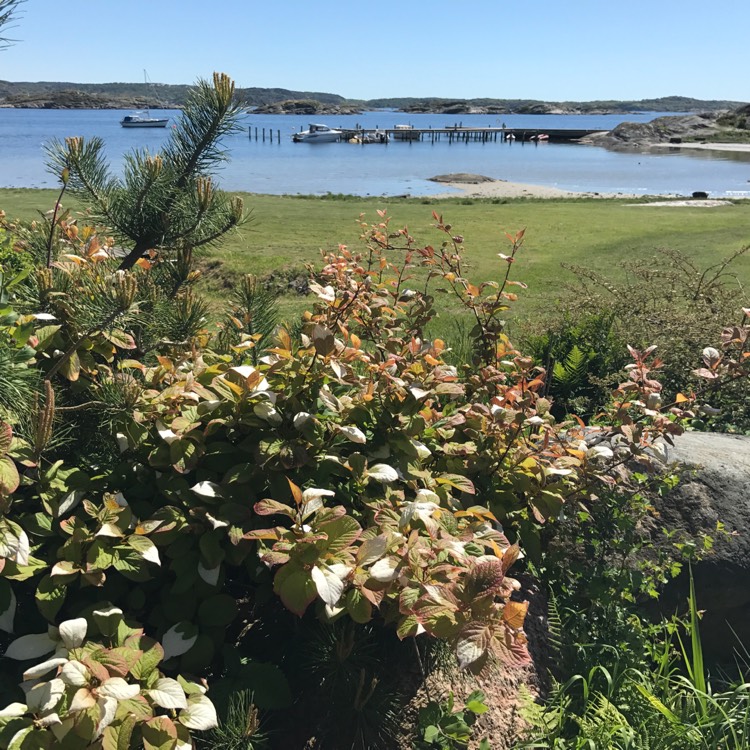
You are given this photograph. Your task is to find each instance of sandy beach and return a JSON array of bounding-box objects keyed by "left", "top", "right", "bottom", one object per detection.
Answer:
[
  {"left": 428, "top": 175, "right": 626, "bottom": 200},
  {"left": 427, "top": 174, "right": 741, "bottom": 204},
  {"left": 658, "top": 142, "right": 750, "bottom": 154},
  {"left": 428, "top": 174, "right": 639, "bottom": 200}
]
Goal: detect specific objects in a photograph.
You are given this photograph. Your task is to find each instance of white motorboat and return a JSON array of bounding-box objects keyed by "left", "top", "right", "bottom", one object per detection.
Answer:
[
  {"left": 120, "top": 70, "right": 169, "bottom": 128},
  {"left": 121, "top": 112, "right": 169, "bottom": 128},
  {"left": 292, "top": 124, "right": 342, "bottom": 143}
]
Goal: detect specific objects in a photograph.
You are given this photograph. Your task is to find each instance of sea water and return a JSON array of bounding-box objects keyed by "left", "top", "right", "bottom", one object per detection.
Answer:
[{"left": 1, "top": 109, "right": 749, "bottom": 197}]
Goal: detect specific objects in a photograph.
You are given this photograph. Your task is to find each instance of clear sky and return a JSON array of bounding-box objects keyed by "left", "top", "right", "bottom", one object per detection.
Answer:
[{"left": 1, "top": 0, "right": 748, "bottom": 102}]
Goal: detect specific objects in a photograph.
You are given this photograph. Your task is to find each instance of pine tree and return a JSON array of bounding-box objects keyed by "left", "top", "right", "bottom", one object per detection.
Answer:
[
  {"left": 46, "top": 72, "right": 246, "bottom": 271},
  {"left": 0, "top": 0, "right": 24, "bottom": 48}
]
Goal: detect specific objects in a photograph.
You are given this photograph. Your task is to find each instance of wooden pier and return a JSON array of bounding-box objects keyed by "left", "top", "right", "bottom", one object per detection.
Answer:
[
  {"left": 250, "top": 125, "right": 606, "bottom": 144},
  {"left": 336, "top": 126, "right": 604, "bottom": 144}
]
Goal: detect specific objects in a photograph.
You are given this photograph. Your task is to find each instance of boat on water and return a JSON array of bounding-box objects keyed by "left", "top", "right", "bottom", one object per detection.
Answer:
[
  {"left": 121, "top": 112, "right": 169, "bottom": 128},
  {"left": 348, "top": 130, "right": 388, "bottom": 144},
  {"left": 292, "top": 124, "right": 342, "bottom": 143},
  {"left": 120, "top": 70, "right": 169, "bottom": 128}
]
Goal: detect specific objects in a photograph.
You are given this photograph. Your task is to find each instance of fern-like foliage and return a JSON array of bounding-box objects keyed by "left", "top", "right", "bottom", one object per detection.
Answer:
[{"left": 214, "top": 274, "right": 280, "bottom": 364}]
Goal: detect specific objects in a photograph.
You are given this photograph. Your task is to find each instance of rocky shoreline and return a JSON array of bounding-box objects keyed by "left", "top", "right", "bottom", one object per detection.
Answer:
[{"left": 582, "top": 105, "right": 750, "bottom": 150}]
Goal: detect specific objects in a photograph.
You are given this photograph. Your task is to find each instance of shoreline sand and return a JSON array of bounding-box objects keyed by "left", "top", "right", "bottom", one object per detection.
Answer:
[{"left": 428, "top": 177, "right": 640, "bottom": 200}]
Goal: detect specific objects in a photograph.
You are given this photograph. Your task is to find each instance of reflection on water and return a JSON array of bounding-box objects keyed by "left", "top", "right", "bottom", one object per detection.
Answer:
[{"left": 0, "top": 109, "right": 749, "bottom": 197}]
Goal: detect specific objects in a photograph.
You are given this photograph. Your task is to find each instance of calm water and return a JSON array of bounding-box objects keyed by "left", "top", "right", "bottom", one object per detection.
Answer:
[{"left": 1, "top": 109, "right": 749, "bottom": 197}]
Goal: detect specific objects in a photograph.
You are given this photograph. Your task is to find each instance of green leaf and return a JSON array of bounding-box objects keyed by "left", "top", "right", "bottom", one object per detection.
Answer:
[
  {"left": 102, "top": 714, "right": 137, "bottom": 750},
  {"left": 345, "top": 588, "right": 372, "bottom": 624},
  {"left": 197, "top": 594, "right": 237, "bottom": 628},
  {"left": 131, "top": 640, "right": 165, "bottom": 681},
  {"left": 274, "top": 565, "right": 317, "bottom": 617},
  {"left": 141, "top": 716, "right": 178, "bottom": 750},
  {"left": 35, "top": 574, "right": 67, "bottom": 621},
  {"left": 320, "top": 515, "right": 361, "bottom": 554}
]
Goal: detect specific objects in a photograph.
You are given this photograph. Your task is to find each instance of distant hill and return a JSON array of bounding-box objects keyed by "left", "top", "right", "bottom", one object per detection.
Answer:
[
  {"left": 0, "top": 81, "right": 345, "bottom": 109},
  {"left": 363, "top": 96, "right": 747, "bottom": 115},
  {"left": 0, "top": 82, "right": 743, "bottom": 114}
]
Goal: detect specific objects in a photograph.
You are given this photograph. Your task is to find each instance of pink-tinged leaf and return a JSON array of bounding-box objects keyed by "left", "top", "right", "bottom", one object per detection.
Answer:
[
  {"left": 102, "top": 328, "right": 137, "bottom": 350},
  {"left": 254, "top": 499, "right": 295, "bottom": 518},
  {"left": 494, "top": 626, "right": 531, "bottom": 667},
  {"left": 462, "top": 559, "right": 504, "bottom": 601},
  {"left": 320, "top": 515, "right": 362, "bottom": 554},
  {"left": 456, "top": 621, "right": 494, "bottom": 668},
  {"left": 0, "top": 457, "right": 20, "bottom": 495},
  {"left": 436, "top": 474, "right": 475, "bottom": 495},
  {"left": 0, "top": 422, "right": 12, "bottom": 456}
]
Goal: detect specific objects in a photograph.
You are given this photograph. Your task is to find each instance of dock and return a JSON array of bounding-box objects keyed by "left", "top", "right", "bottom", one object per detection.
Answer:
[
  {"left": 248, "top": 125, "right": 607, "bottom": 144},
  {"left": 337, "top": 126, "right": 605, "bottom": 143}
]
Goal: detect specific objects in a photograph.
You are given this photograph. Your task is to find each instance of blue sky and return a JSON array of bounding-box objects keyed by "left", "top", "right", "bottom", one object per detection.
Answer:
[{"left": 1, "top": 0, "right": 747, "bottom": 102}]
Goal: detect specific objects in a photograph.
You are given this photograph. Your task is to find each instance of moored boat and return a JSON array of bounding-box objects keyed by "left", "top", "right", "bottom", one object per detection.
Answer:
[
  {"left": 292, "top": 124, "right": 342, "bottom": 143},
  {"left": 121, "top": 112, "right": 169, "bottom": 128}
]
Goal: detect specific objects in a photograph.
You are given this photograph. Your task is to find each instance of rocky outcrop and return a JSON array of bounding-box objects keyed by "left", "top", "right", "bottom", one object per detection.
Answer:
[
  {"left": 655, "top": 432, "right": 750, "bottom": 661},
  {"left": 252, "top": 99, "right": 362, "bottom": 115},
  {"left": 582, "top": 112, "right": 723, "bottom": 150}
]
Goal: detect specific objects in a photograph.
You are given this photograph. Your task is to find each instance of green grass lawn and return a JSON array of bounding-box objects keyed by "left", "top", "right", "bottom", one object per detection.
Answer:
[{"left": 3, "top": 188, "right": 749, "bottom": 326}]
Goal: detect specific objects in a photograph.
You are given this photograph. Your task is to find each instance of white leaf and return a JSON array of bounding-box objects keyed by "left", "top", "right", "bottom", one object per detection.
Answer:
[
  {"left": 15, "top": 530, "right": 29, "bottom": 567},
  {"left": 191, "top": 481, "right": 222, "bottom": 499},
  {"left": 57, "top": 490, "right": 83, "bottom": 518},
  {"left": 339, "top": 425, "right": 367, "bottom": 444},
  {"left": 115, "top": 433, "right": 129, "bottom": 453},
  {"left": 135, "top": 537, "right": 161, "bottom": 566},
  {"left": 156, "top": 421, "right": 178, "bottom": 444},
  {"left": 26, "top": 678, "right": 65, "bottom": 713},
  {"left": 411, "top": 439, "right": 432, "bottom": 459},
  {"left": 293, "top": 412, "right": 313, "bottom": 430},
  {"left": 456, "top": 634, "right": 485, "bottom": 669},
  {"left": 229, "top": 365, "right": 257, "bottom": 379},
  {"left": 33, "top": 313, "right": 57, "bottom": 321},
  {"left": 0, "top": 703, "right": 27, "bottom": 718},
  {"left": 179, "top": 694, "right": 218, "bottom": 731},
  {"left": 4, "top": 632, "right": 57, "bottom": 660},
  {"left": 254, "top": 402, "right": 282, "bottom": 425},
  {"left": 58, "top": 618, "right": 87, "bottom": 649},
  {"left": 205, "top": 513, "right": 229, "bottom": 530},
  {"left": 198, "top": 562, "right": 220, "bottom": 586},
  {"left": 96, "top": 696, "right": 117, "bottom": 736},
  {"left": 148, "top": 677, "right": 188, "bottom": 710},
  {"left": 367, "top": 463, "right": 398, "bottom": 483},
  {"left": 37, "top": 712, "right": 62, "bottom": 728},
  {"left": 69, "top": 687, "right": 96, "bottom": 713},
  {"left": 301, "top": 487, "right": 336, "bottom": 502},
  {"left": 98, "top": 677, "right": 140, "bottom": 700},
  {"left": 95, "top": 522, "right": 123, "bottom": 538},
  {"left": 415, "top": 488, "right": 440, "bottom": 503},
  {"left": 0, "top": 586, "right": 16, "bottom": 633},
  {"left": 369, "top": 557, "right": 399, "bottom": 582},
  {"left": 308, "top": 282, "right": 336, "bottom": 303},
  {"left": 22, "top": 656, "right": 67, "bottom": 681},
  {"left": 408, "top": 386, "right": 430, "bottom": 400},
  {"left": 311, "top": 565, "right": 345, "bottom": 607},
  {"left": 60, "top": 660, "right": 89, "bottom": 687},
  {"left": 162, "top": 623, "right": 198, "bottom": 659},
  {"left": 399, "top": 501, "right": 438, "bottom": 530}
]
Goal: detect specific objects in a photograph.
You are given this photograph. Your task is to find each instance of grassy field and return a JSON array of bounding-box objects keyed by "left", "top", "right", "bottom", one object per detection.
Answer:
[{"left": 2, "top": 188, "right": 749, "bottom": 325}]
